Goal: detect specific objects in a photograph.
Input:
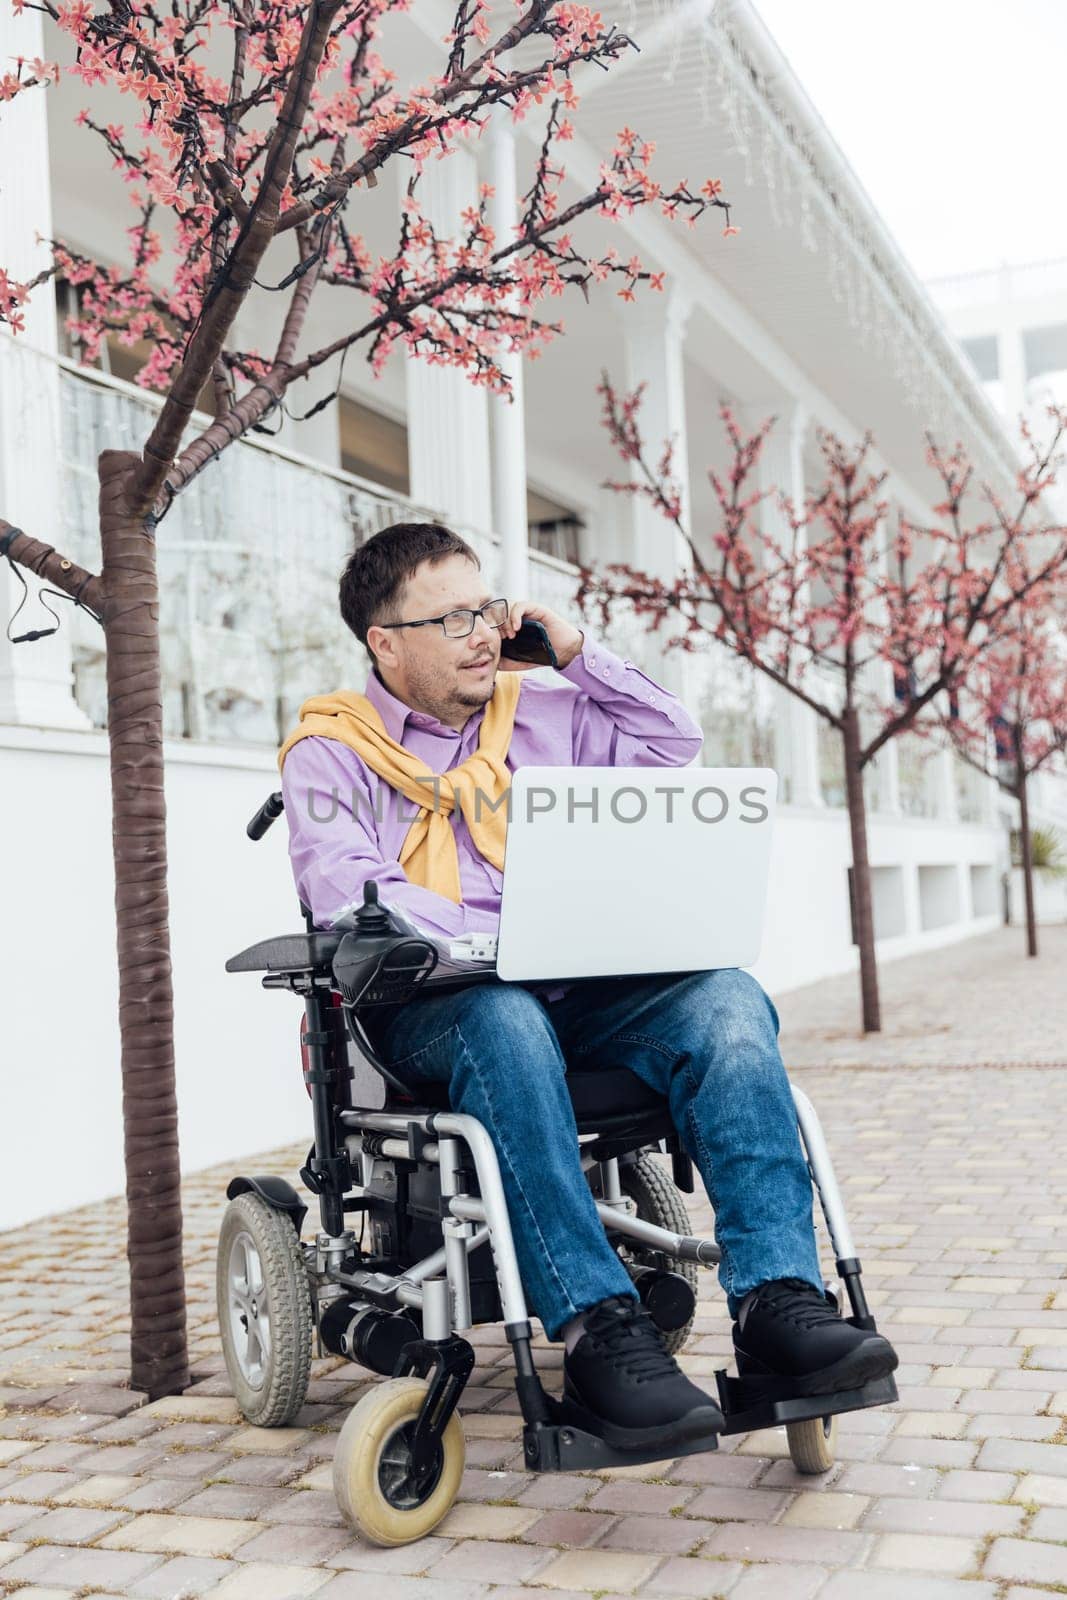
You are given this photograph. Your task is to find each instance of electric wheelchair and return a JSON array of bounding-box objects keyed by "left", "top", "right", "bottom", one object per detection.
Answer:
[{"left": 218, "top": 789, "right": 897, "bottom": 1546}]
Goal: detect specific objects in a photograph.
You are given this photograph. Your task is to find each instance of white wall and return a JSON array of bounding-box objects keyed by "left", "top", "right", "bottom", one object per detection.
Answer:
[
  {"left": 0, "top": 730, "right": 1003, "bottom": 1232},
  {"left": 749, "top": 805, "right": 1001, "bottom": 997},
  {"left": 0, "top": 730, "right": 306, "bottom": 1232}
]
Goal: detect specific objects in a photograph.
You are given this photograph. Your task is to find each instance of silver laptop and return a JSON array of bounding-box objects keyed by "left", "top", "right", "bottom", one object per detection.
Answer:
[{"left": 493, "top": 767, "right": 778, "bottom": 982}]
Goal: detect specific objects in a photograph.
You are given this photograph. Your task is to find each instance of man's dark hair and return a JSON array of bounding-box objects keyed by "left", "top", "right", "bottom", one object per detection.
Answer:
[{"left": 339, "top": 521, "right": 480, "bottom": 659}]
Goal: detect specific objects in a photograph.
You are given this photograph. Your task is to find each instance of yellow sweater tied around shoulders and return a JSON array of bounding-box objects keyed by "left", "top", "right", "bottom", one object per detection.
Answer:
[{"left": 277, "top": 674, "right": 523, "bottom": 904}]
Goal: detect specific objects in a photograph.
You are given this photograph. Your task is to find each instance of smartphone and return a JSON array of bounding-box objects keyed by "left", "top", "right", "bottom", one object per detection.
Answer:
[{"left": 499, "top": 617, "right": 559, "bottom": 669}]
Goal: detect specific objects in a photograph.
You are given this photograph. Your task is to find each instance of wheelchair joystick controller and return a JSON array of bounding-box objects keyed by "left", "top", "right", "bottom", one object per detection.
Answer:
[{"left": 331, "top": 881, "right": 438, "bottom": 1008}]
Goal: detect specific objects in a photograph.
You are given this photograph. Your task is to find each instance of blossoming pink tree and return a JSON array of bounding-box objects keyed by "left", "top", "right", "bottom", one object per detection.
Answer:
[
  {"left": 0, "top": 0, "right": 731, "bottom": 1397},
  {"left": 580, "top": 381, "right": 1067, "bottom": 1036},
  {"left": 937, "top": 605, "right": 1067, "bottom": 958}
]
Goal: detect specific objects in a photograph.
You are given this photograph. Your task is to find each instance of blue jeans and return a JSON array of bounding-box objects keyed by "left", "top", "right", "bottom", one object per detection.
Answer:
[{"left": 368, "top": 969, "right": 823, "bottom": 1341}]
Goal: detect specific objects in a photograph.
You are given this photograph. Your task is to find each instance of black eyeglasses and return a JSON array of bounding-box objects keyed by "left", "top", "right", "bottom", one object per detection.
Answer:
[{"left": 376, "top": 597, "right": 510, "bottom": 640}]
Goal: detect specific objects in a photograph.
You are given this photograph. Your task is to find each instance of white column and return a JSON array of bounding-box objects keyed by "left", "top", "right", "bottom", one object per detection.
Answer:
[
  {"left": 934, "top": 746, "right": 959, "bottom": 825},
  {"left": 487, "top": 123, "right": 529, "bottom": 605},
  {"left": 0, "top": 6, "right": 89, "bottom": 729},
  {"left": 621, "top": 287, "right": 692, "bottom": 581},
  {"left": 617, "top": 288, "right": 691, "bottom": 689},
  {"left": 401, "top": 147, "right": 494, "bottom": 549},
  {"left": 744, "top": 401, "right": 823, "bottom": 807}
]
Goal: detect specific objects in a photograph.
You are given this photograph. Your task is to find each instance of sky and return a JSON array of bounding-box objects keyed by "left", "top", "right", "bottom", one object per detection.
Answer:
[{"left": 749, "top": 0, "right": 1067, "bottom": 282}]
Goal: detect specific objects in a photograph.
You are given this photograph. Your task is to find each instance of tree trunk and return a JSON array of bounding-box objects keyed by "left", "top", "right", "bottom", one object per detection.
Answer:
[
  {"left": 1015, "top": 737, "right": 1038, "bottom": 959},
  {"left": 99, "top": 449, "right": 189, "bottom": 1399},
  {"left": 843, "top": 707, "right": 882, "bottom": 1033}
]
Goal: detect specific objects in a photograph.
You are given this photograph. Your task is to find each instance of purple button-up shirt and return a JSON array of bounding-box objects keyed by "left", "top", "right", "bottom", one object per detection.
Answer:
[{"left": 280, "top": 635, "right": 703, "bottom": 990}]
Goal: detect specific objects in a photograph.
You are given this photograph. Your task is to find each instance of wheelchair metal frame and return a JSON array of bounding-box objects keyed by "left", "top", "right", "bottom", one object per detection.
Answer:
[
  {"left": 225, "top": 790, "right": 895, "bottom": 1479},
  {"left": 229, "top": 940, "right": 896, "bottom": 1475}
]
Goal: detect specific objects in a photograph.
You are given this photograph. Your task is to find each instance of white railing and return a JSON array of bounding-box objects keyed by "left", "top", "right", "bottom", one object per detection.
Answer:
[{"left": 55, "top": 358, "right": 578, "bottom": 746}]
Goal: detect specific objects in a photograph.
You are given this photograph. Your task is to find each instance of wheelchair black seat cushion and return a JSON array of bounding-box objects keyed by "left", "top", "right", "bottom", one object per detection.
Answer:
[{"left": 386, "top": 1065, "right": 667, "bottom": 1126}]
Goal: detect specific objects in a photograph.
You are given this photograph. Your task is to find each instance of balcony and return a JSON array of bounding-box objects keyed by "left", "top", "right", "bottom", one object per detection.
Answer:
[{"left": 56, "top": 360, "right": 580, "bottom": 746}]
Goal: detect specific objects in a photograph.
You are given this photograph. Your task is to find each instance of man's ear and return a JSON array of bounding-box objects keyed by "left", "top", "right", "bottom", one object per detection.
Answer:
[{"left": 366, "top": 625, "right": 397, "bottom": 671}]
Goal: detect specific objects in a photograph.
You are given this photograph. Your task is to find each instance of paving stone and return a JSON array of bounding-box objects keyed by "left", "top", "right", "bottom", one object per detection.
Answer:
[
  {"left": 3, "top": 1469, "right": 86, "bottom": 1501},
  {"left": 0, "top": 1543, "right": 164, "bottom": 1588},
  {"left": 728, "top": 1566, "right": 827, "bottom": 1600},
  {"left": 820, "top": 1575, "right": 997, "bottom": 1600},
  {"left": 984, "top": 1536, "right": 1067, "bottom": 1586},
  {"left": 317, "top": 1577, "right": 488, "bottom": 1600},
  {"left": 226, "top": 1426, "right": 313, "bottom": 1455},
  {"left": 212, "top": 1452, "right": 309, "bottom": 1486},
  {"left": 599, "top": 1513, "right": 718, "bottom": 1554},
  {"left": 13, "top": 1505, "right": 128, "bottom": 1545},
  {"left": 641, "top": 1556, "right": 744, "bottom": 1595},
  {"left": 863, "top": 1497, "right": 1025, "bottom": 1536},
  {"left": 936, "top": 1468, "right": 1018, "bottom": 1501},
  {"left": 976, "top": 1438, "right": 1067, "bottom": 1475},
  {"left": 98, "top": 1512, "right": 261, "bottom": 1557},
  {"left": 1030, "top": 1506, "right": 1067, "bottom": 1541},
  {"left": 324, "top": 1535, "right": 453, "bottom": 1574},
  {"left": 177, "top": 1482, "right": 292, "bottom": 1519},
  {"left": 779, "top": 1492, "right": 869, "bottom": 1529},
  {"left": 209, "top": 1560, "right": 330, "bottom": 1599},
  {"left": 54, "top": 1385, "right": 145, "bottom": 1417},
  {"left": 257, "top": 1490, "right": 348, "bottom": 1527},
  {"left": 533, "top": 1548, "right": 660, "bottom": 1592},
  {"left": 117, "top": 1477, "right": 201, "bottom": 1512},
  {"left": 0, "top": 1500, "right": 47, "bottom": 1533},
  {"left": 1011, "top": 1473, "right": 1067, "bottom": 1505},
  {"left": 518, "top": 1508, "right": 617, "bottom": 1547},
  {"left": 236, "top": 1524, "right": 355, "bottom": 1565},
  {"left": 8, "top": 1440, "right": 98, "bottom": 1469},
  {"left": 427, "top": 1539, "right": 551, "bottom": 1584},
  {"left": 51, "top": 1472, "right": 139, "bottom": 1507},
  {"left": 128, "top": 1554, "right": 238, "bottom": 1597},
  {"left": 835, "top": 1463, "right": 939, "bottom": 1497},
  {"left": 868, "top": 1532, "right": 981, "bottom": 1574},
  {"left": 140, "top": 1397, "right": 243, "bottom": 1425},
  {"left": 699, "top": 1521, "right": 867, "bottom": 1566}
]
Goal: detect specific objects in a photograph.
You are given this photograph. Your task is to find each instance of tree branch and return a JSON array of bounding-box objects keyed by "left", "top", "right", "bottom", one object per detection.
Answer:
[
  {"left": 0, "top": 521, "right": 105, "bottom": 619},
  {"left": 135, "top": 0, "right": 343, "bottom": 511}
]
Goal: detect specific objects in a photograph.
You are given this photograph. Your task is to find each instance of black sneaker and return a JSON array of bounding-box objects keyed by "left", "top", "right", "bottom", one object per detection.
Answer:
[
  {"left": 733, "top": 1278, "right": 898, "bottom": 1397},
  {"left": 562, "top": 1295, "right": 724, "bottom": 1451}
]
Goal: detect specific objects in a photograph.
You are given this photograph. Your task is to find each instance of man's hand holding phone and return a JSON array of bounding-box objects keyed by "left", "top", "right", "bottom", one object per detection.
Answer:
[{"left": 498, "top": 601, "right": 584, "bottom": 672}]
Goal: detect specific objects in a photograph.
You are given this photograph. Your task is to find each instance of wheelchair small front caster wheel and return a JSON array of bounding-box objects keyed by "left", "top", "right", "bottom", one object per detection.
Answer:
[
  {"left": 333, "top": 1377, "right": 465, "bottom": 1546},
  {"left": 217, "top": 1193, "right": 312, "bottom": 1427},
  {"left": 787, "top": 1413, "right": 838, "bottom": 1473}
]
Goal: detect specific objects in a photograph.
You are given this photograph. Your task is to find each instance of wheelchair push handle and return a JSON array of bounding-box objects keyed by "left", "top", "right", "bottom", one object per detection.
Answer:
[{"left": 247, "top": 790, "right": 284, "bottom": 840}]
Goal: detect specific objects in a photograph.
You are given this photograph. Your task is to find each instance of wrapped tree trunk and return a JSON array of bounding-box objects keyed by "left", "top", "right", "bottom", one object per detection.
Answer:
[
  {"left": 99, "top": 449, "right": 188, "bottom": 1399},
  {"left": 843, "top": 706, "right": 881, "bottom": 1033},
  {"left": 1014, "top": 728, "right": 1038, "bottom": 960}
]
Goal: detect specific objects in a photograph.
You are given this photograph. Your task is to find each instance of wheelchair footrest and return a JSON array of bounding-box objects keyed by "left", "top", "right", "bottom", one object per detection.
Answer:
[
  {"left": 715, "top": 1369, "right": 898, "bottom": 1437},
  {"left": 522, "top": 1416, "right": 719, "bottom": 1473}
]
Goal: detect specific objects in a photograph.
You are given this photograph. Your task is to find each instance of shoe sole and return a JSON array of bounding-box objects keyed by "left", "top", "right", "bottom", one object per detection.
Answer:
[
  {"left": 735, "top": 1336, "right": 899, "bottom": 1399},
  {"left": 560, "top": 1390, "right": 725, "bottom": 1453}
]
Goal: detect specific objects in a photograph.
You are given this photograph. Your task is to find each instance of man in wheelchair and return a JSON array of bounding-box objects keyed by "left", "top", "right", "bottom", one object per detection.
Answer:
[{"left": 277, "top": 520, "right": 898, "bottom": 1454}]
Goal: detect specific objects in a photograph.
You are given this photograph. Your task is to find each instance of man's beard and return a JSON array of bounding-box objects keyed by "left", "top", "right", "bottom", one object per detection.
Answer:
[{"left": 409, "top": 657, "right": 496, "bottom": 721}]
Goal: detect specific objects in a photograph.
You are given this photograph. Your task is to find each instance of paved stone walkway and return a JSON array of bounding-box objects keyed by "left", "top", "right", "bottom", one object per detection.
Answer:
[
  {"left": 777, "top": 924, "right": 1067, "bottom": 1070},
  {"left": 2, "top": 928, "right": 1066, "bottom": 1600}
]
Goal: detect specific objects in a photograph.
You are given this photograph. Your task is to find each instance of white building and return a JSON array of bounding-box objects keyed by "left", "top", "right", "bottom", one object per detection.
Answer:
[{"left": 1, "top": 0, "right": 1059, "bottom": 1228}]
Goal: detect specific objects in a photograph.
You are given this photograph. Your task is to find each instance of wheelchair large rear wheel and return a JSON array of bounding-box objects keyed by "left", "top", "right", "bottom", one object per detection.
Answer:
[
  {"left": 618, "top": 1153, "right": 698, "bottom": 1357},
  {"left": 333, "top": 1377, "right": 465, "bottom": 1546},
  {"left": 217, "top": 1193, "right": 313, "bottom": 1427}
]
